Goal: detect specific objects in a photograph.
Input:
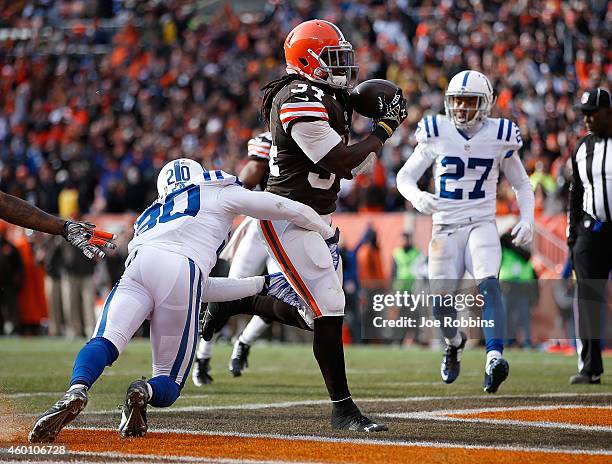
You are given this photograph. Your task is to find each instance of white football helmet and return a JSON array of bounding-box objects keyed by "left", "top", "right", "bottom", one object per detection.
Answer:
[
  {"left": 444, "top": 70, "right": 496, "bottom": 130},
  {"left": 157, "top": 158, "right": 204, "bottom": 198}
]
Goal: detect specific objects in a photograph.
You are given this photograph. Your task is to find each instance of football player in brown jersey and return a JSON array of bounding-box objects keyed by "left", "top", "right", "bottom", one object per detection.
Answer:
[{"left": 202, "top": 19, "right": 407, "bottom": 432}]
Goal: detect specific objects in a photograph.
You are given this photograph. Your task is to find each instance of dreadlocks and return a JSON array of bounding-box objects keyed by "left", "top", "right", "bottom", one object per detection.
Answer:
[{"left": 260, "top": 74, "right": 301, "bottom": 127}]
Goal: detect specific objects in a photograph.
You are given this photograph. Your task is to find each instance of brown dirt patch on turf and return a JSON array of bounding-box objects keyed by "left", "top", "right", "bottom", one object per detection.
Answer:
[{"left": 0, "top": 394, "right": 31, "bottom": 443}]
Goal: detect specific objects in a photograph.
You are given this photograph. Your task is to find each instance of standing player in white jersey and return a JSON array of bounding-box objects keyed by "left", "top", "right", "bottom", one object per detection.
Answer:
[
  {"left": 28, "top": 158, "right": 334, "bottom": 443},
  {"left": 397, "top": 70, "right": 535, "bottom": 393},
  {"left": 192, "top": 132, "right": 281, "bottom": 385}
]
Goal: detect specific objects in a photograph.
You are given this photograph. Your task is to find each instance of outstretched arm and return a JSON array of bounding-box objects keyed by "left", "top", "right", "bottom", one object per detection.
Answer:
[
  {"left": 221, "top": 186, "right": 334, "bottom": 239},
  {"left": 0, "top": 191, "right": 116, "bottom": 258},
  {"left": 202, "top": 276, "right": 264, "bottom": 302},
  {"left": 0, "top": 190, "right": 65, "bottom": 235}
]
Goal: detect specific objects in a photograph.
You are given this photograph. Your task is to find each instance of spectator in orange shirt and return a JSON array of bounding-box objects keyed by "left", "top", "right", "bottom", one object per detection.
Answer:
[{"left": 358, "top": 228, "right": 386, "bottom": 289}]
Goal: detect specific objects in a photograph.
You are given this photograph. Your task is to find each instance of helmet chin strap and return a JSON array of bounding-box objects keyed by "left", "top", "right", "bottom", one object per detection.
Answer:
[
  {"left": 461, "top": 118, "right": 484, "bottom": 134},
  {"left": 330, "top": 75, "right": 348, "bottom": 87}
]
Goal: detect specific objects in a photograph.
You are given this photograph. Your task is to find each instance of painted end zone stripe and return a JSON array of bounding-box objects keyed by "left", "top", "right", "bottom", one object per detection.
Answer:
[
  {"left": 57, "top": 429, "right": 612, "bottom": 464},
  {"left": 450, "top": 405, "right": 612, "bottom": 427},
  {"left": 260, "top": 220, "right": 322, "bottom": 317}
]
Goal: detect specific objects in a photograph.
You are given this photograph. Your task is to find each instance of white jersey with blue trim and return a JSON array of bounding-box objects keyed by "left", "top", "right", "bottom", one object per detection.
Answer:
[
  {"left": 128, "top": 169, "right": 241, "bottom": 278},
  {"left": 415, "top": 114, "right": 523, "bottom": 225}
]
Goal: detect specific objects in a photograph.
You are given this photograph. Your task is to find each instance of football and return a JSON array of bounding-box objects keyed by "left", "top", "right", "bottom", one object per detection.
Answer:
[{"left": 350, "top": 79, "right": 401, "bottom": 118}]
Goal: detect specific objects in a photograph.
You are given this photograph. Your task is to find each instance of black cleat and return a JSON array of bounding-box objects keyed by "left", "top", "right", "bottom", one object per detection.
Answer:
[
  {"left": 330, "top": 399, "right": 388, "bottom": 432},
  {"left": 229, "top": 341, "right": 250, "bottom": 377},
  {"left": 331, "top": 413, "right": 388, "bottom": 432},
  {"left": 441, "top": 331, "right": 467, "bottom": 384},
  {"left": 570, "top": 373, "right": 601, "bottom": 385},
  {"left": 483, "top": 357, "right": 510, "bottom": 393},
  {"left": 119, "top": 379, "right": 149, "bottom": 438},
  {"left": 29, "top": 386, "right": 88, "bottom": 443},
  {"left": 192, "top": 357, "right": 213, "bottom": 386}
]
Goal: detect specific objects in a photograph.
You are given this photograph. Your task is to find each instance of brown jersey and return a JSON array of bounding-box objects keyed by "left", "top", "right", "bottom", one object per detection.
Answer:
[{"left": 266, "top": 79, "right": 352, "bottom": 215}]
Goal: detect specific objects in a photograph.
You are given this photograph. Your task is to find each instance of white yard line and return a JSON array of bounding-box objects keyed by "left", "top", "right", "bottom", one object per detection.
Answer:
[
  {"left": 4, "top": 392, "right": 65, "bottom": 398},
  {"left": 69, "top": 425, "right": 612, "bottom": 456},
  {"left": 70, "top": 450, "right": 317, "bottom": 464},
  {"left": 381, "top": 404, "right": 612, "bottom": 433}
]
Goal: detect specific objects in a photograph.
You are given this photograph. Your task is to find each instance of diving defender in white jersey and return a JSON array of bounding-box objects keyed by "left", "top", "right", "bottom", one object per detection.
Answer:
[
  {"left": 193, "top": 132, "right": 280, "bottom": 384},
  {"left": 397, "top": 70, "right": 535, "bottom": 393},
  {"left": 29, "top": 158, "right": 334, "bottom": 443}
]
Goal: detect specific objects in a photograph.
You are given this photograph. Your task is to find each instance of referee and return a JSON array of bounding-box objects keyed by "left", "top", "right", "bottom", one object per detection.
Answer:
[{"left": 567, "top": 88, "right": 611, "bottom": 385}]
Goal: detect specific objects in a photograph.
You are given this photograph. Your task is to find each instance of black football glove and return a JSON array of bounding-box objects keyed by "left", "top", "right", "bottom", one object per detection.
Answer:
[
  {"left": 372, "top": 89, "right": 407, "bottom": 143},
  {"left": 62, "top": 220, "right": 116, "bottom": 259}
]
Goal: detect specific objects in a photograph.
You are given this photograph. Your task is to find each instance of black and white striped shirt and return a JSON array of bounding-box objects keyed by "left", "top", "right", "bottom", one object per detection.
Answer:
[{"left": 571, "top": 134, "right": 612, "bottom": 223}]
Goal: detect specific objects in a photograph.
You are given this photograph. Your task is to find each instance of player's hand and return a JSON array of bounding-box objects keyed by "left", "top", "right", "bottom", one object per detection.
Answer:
[
  {"left": 63, "top": 221, "right": 117, "bottom": 259},
  {"left": 372, "top": 89, "right": 407, "bottom": 142},
  {"left": 511, "top": 220, "right": 533, "bottom": 247},
  {"left": 413, "top": 191, "right": 439, "bottom": 215}
]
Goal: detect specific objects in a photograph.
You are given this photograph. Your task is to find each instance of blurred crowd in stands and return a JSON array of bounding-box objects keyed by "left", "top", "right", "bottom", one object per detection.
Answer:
[
  {"left": 0, "top": 0, "right": 609, "bottom": 218},
  {"left": 0, "top": 0, "right": 608, "bottom": 345}
]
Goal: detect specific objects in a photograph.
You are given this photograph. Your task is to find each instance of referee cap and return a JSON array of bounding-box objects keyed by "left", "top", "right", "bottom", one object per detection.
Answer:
[{"left": 576, "top": 88, "right": 611, "bottom": 113}]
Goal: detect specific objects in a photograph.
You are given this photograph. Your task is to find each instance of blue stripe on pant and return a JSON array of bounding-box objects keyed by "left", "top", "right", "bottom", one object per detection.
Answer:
[
  {"left": 169, "top": 259, "right": 202, "bottom": 386},
  {"left": 96, "top": 284, "right": 118, "bottom": 337}
]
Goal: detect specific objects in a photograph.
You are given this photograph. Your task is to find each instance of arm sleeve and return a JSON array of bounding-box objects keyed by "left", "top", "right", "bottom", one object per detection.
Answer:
[
  {"left": 201, "top": 276, "right": 264, "bottom": 303},
  {"left": 220, "top": 186, "right": 334, "bottom": 239},
  {"left": 568, "top": 140, "right": 585, "bottom": 245},
  {"left": 291, "top": 120, "right": 343, "bottom": 164},
  {"left": 396, "top": 144, "right": 435, "bottom": 204},
  {"left": 501, "top": 153, "right": 535, "bottom": 223}
]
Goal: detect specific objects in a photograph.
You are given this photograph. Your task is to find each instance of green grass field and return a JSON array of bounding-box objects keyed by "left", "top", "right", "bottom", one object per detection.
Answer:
[{"left": 1, "top": 337, "right": 609, "bottom": 415}]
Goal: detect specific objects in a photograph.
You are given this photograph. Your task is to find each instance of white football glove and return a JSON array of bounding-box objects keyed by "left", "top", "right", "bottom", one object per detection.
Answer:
[
  {"left": 511, "top": 220, "right": 534, "bottom": 247},
  {"left": 412, "top": 191, "right": 439, "bottom": 215}
]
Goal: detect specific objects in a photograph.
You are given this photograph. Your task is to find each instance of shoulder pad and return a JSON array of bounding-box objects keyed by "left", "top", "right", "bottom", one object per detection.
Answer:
[
  {"left": 415, "top": 114, "right": 441, "bottom": 143},
  {"left": 495, "top": 118, "right": 523, "bottom": 152},
  {"left": 201, "top": 170, "right": 240, "bottom": 186},
  {"left": 279, "top": 82, "right": 329, "bottom": 132}
]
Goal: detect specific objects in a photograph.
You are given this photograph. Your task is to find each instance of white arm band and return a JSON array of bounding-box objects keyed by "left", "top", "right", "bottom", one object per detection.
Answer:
[
  {"left": 291, "top": 120, "right": 342, "bottom": 164},
  {"left": 396, "top": 145, "right": 434, "bottom": 203},
  {"left": 202, "top": 276, "right": 264, "bottom": 303},
  {"left": 502, "top": 154, "right": 535, "bottom": 223}
]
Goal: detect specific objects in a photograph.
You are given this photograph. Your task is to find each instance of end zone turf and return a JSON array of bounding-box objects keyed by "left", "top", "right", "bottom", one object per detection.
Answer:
[{"left": 0, "top": 338, "right": 610, "bottom": 463}]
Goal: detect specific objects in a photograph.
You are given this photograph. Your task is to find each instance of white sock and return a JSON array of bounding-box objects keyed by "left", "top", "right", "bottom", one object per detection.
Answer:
[
  {"left": 486, "top": 350, "right": 502, "bottom": 373},
  {"left": 146, "top": 382, "right": 153, "bottom": 400},
  {"left": 196, "top": 340, "right": 214, "bottom": 360},
  {"left": 445, "top": 332, "right": 463, "bottom": 348},
  {"left": 68, "top": 383, "right": 88, "bottom": 392},
  {"left": 238, "top": 316, "right": 271, "bottom": 346}
]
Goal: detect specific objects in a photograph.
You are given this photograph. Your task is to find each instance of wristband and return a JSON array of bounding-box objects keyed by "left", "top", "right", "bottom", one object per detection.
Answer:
[{"left": 372, "top": 124, "right": 390, "bottom": 143}]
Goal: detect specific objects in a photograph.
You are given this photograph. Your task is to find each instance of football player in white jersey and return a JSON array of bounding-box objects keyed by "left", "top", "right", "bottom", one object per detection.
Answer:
[
  {"left": 193, "top": 132, "right": 280, "bottom": 385},
  {"left": 397, "top": 70, "right": 535, "bottom": 393},
  {"left": 29, "top": 158, "right": 335, "bottom": 443}
]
